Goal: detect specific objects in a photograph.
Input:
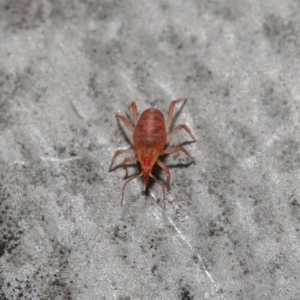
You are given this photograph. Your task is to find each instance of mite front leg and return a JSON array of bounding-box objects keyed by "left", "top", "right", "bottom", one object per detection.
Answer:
[
  {"left": 121, "top": 157, "right": 138, "bottom": 177},
  {"left": 121, "top": 172, "right": 142, "bottom": 206},
  {"left": 157, "top": 159, "right": 171, "bottom": 189},
  {"left": 149, "top": 173, "right": 166, "bottom": 209},
  {"left": 109, "top": 149, "right": 135, "bottom": 171}
]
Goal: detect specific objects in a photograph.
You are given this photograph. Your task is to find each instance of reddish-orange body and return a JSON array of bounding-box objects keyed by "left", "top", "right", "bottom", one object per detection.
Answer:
[
  {"left": 133, "top": 108, "right": 167, "bottom": 185},
  {"left": 109, "top": 99, "right": 196, "bottom": 208}
]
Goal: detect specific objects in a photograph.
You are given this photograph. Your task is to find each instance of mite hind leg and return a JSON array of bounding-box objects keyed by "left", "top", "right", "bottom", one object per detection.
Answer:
[
  {"left": 166, "top": 98, "right": 187, "bottom": 130},
  {"left": 127, "top": 102, "right": 138, "bottom": 125},
  {"left": 157, "top": 159, "right": 171, "bottom": 189},
  {"left": 167, "top": 124, "right": 196, "bottom": 143},
  {"left": 161, "top": 146, "right": 195, "bottom": 162},
  {"left": 109, "top": 149, "right": 135, "bottom": 171}
]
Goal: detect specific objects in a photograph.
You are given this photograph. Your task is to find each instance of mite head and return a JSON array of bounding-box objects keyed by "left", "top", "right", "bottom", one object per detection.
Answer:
[{"left": 136, "top": 148, "right": 159, "bottom": 190}]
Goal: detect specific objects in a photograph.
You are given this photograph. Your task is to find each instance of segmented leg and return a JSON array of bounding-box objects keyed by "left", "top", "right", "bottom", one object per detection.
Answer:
[
  {"left": 116, "top": 113, "right": 134, "bottom": 134},
  {"left": 157, "top": 159, "right": 170, "bottom": 189},
  {"left": 167, "top": 124, "right": 196, "bottom": 143},
  {"left": 121, "top": 157, "right": 138, "bottom": 176},
  {"left": 161, "top": 146, "right": 195, "bottom": 161},
  {"left": 121, "top": 172, "right": 143, "bottom": 206},
  {"left": 150, "top": 173, "right": 166, "bottom": 209},
  {"left": 166, "top": 98, "right": 187, "bottom": 130},
  {"left": 127, "top": 102, "right": 138, "bottom": 125},
  {"left": 109, "top": 149, "right": 135, "bottom": 171}
]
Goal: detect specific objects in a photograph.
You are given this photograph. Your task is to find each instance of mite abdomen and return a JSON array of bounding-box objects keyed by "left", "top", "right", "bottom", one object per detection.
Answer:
[{"left": 133, "top": 108, "right": 167, "bottom": 150}]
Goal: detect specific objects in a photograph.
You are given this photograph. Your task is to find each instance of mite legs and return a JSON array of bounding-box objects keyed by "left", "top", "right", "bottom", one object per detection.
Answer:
[
  {"left": 167, "top": 124, "right": 196, "bottom": 143},
  {"left": 157, "top": 159, "right": 170, "bottom": 189},
  {"left": 120, "top": 171, "right": 166, "bottom": 208},
  {"left": 127, "top": 102, "right": 138, "bottom": 125},
  {"left": 109, "top": 149, "right": 135, "bottom": 171},
  {"left": 121, "top": 172, "right": 143, "bottom": 206},
  {"left": 150, "top": 173, "right": 166, "bottom": 209},
  {"left": 161, "top": 146, "right": 195, "bottom": 161},
  {"left": 116, "top": 113, "right": 134, "bottom": 135},
  {"left": 112, "top": 103, "right": 140, "bottom": 206},
  {"left": 166, "top": 98, "right": 187, "bottom": 130},
  {"left": 121, "top": 157, "right": 139, "bottom": 176}
]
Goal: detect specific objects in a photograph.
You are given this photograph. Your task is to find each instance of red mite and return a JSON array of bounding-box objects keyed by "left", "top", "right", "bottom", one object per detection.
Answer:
[{"left": 109, "top": 99, "right": 196, "bottom": 208}]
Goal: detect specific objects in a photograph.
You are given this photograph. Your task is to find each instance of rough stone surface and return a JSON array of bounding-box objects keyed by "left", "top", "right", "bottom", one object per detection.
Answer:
[{"left": 0, "top": 1, "right": 300, "bottom": 299}]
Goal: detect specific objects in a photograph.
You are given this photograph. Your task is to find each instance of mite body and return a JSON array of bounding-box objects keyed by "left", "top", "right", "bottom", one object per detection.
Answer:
[{"left": 109, "top": 99, "right": 196, "bottom": 208}]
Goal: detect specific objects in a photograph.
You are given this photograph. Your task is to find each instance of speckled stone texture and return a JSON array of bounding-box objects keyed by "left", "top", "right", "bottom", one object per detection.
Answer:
[{"left": 0, "top": 1, "right": 300, "bottom": 299}]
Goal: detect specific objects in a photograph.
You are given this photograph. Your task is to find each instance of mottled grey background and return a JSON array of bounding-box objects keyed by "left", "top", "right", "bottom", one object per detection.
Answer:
[{"left": 0, "top": 1, "right": 300, "bottom": 299}]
